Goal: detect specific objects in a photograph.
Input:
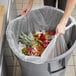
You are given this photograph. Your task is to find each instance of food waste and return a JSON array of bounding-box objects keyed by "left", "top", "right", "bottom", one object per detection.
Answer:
[{"left": 19, "top": 31, "right": 55, "bottom": 56}]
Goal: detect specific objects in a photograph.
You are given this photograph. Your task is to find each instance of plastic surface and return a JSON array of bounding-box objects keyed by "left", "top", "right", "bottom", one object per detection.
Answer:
[
  {"left": 41, "top": 35, "right": 67, "bottom": 61},
  {"left": 6, "top": 6, "right": 76, "bottom": 64}
]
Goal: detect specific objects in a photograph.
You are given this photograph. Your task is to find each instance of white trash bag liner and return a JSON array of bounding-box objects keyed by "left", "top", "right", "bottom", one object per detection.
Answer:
[
  {"left": 41, "top": 35, "right": 67, "bottom": 62},
  {"left": 6, "top": 6, "right": 76, "bottom": 64}
]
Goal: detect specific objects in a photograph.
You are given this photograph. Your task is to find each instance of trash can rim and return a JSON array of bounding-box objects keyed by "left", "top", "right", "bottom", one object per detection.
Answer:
[{"left": 6, "top": 6, "right": 76, "bottom": 64}]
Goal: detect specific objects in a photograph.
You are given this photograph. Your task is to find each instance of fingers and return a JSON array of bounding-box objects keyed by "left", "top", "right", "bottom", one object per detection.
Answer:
[
  {"left": 56, "top": 28, "right": 59, "bottom": 36},
  {"left": 21, "top": 3, "right": 32, "bottom": 16},
  {"left": 56, "top": 26, "right": 65, "bottom": 36},
  {"left": 56, "top": 30, "right": 65, "bottom": 36},
  {"left": 21, "top": 7, "right": 31, "bottom": 16},
  {"left": 25, "top": 9, "right": 30, "bottom": 16},
  {"left": 21, "top": 9, "right": 28, "bottom": 16}
]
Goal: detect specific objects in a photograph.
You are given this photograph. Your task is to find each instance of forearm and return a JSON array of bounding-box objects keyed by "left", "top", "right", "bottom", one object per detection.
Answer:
[
  {"left": 60, "top": 0, "right": 76, "bottom": 24},
  {"left": 28, "top": 0, "right": 33, "bottom": 5},
  {"left": 23, "top": 0, "right": 33, "bottom": 8}
]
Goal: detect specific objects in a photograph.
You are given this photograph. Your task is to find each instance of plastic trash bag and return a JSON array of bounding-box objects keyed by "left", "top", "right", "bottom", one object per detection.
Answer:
[
  {"left": 6, "top": 6, "right": 75, "bottom": 64},
  {"left": 41, "top": 35, "right": 67, "bottom": 61}
]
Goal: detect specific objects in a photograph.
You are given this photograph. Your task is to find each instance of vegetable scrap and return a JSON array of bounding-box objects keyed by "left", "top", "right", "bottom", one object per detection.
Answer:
[{"left": 19, "top": 31, "right": 55, "bottom": 56}]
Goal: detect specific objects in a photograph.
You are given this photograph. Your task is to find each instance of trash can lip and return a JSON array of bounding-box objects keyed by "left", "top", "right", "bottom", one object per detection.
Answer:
[
  {"left": 14, "top": 6, "right": 76, "bottom": 25},
  {"left": 6, "top": 6, "right": 76, "bottom": 64},
  {"left": 46, "top": 41, "right": 76, "bottom": 63},
  {"left": 14, "top": 41, "right": 76, "bottom": 64},
  {"left": 7, "top": 30, "right": 76, "bottom": 64},
  {"left": 11, "top": 41, "right": 76, "bottom": 64}
]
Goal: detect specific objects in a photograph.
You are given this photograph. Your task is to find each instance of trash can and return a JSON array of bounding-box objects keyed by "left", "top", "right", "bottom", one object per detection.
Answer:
[{"left": 6, "top": 6, "right": 76, "bottom": 76}]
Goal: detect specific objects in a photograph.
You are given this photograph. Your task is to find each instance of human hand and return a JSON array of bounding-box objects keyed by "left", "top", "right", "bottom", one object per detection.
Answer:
[
  {"left": 21, "top": 4, "right": 32, "bottom": 16},
  {"left": 56, "top": 20, "right": 67, "bottom": 36}
]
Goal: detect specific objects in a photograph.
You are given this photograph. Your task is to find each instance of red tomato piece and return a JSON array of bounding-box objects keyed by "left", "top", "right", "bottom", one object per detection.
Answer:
[
  {"left": 27, "top": 48, "right": 35, "bottom": 56},
  {"left": 43, "top": 40, "right": 50, "bottom": 48},
  {"left": 39, "top": 33, "right": 46, "bottom": 42},
  {"left": 37, "top": 50, "right": 42, "bottom": 56},
  {"left": 49, "top": 31, "right": 55, "bottom": 35}
]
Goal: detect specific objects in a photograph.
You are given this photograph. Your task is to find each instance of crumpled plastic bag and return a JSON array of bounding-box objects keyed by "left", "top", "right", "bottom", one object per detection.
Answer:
[{"left": 41, "top": 35, "right": 67, "bottom": 61}]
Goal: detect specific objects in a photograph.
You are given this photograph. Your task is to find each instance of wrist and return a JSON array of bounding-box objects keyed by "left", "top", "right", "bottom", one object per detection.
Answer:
[
  {"left": 28, "top": 0, "right": 33, "bottom": 5},
  {"left": 59, "top": 18, "right": 68, "bottom": 26}
]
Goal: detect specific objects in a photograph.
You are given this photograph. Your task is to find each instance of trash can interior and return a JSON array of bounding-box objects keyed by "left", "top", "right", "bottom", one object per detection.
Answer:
[{"left": 6, "top": 6, "right": 76, "bottom": 62}]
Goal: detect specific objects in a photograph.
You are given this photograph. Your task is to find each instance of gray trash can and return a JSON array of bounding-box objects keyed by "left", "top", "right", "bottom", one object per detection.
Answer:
[{"left": 6, "top": 6, "right": 76, "bottom": 76}]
